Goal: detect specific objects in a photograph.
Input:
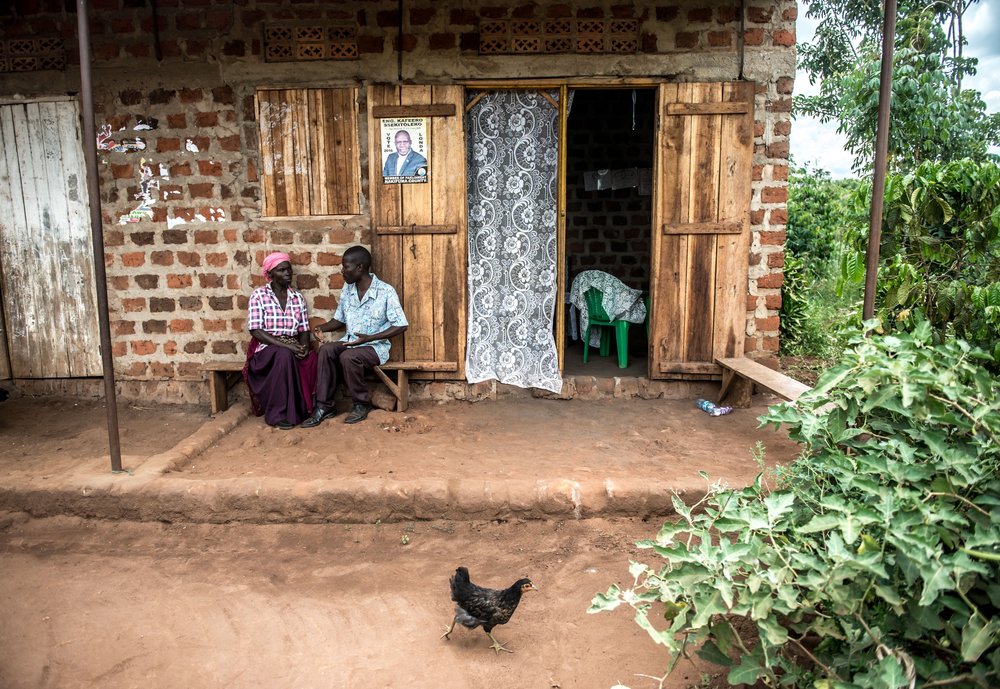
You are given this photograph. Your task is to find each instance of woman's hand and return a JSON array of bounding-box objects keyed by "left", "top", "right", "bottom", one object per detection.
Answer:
[{"left": 286, "top": 340, "right": 308, "bottom": 359}]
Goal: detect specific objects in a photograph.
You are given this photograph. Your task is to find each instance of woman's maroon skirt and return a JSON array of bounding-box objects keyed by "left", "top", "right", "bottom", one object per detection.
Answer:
[{"left": 242, "top": 338, "right": 317, "bottom": 426}]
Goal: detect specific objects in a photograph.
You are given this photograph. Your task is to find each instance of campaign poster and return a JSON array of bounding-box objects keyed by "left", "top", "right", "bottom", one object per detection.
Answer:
[{"left": 380, "top": 117, "right": 429, "bottom": 184}]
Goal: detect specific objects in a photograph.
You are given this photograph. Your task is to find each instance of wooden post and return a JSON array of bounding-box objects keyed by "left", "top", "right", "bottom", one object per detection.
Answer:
[
  {"left": 863, "top": 0, "right": 898, "bottom": 325},
  {"left": 77, "top": 0, "right": 123, "bottom": 472}
]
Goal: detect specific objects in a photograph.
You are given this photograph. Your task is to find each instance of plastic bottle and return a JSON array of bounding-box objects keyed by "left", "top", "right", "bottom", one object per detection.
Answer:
[{"left": 696, "top": 399, "right": 734, "bottom": 416}]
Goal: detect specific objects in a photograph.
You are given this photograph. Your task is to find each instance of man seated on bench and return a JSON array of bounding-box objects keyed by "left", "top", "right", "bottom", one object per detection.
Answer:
[{"left": 303, "top": 246, "right": 408, "bottom": 426}]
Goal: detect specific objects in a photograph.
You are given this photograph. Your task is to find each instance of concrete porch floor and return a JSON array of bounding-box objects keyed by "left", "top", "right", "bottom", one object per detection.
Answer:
[{"left": 0, "top": 386, "right": 801, "bottom": 524}]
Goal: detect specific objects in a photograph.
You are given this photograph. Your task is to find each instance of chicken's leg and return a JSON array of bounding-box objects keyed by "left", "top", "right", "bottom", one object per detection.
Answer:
[
  {"left": 441, "top": 618, "right": 457, "bottom": 639},
  {"left": 486, "top": 630, "right": 513, "bottom": 654}
]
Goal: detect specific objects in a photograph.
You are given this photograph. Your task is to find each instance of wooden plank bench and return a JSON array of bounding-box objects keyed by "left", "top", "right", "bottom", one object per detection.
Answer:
[
  {"left": 200, "top": 359, "right": 457, "bottom": 415},
  {"left": 373, "top": 361, "right": 456, "bottom": 412},
  {"left": 716, "top": 357, "right": 811, "bottom": 408},
  {"left": 199, "top": 360, "right": 244, "bottom": 414}
]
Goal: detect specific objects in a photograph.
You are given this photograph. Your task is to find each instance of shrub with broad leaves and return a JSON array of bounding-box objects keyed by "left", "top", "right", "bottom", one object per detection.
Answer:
[{"left": 591, "top": 322, "right": 999, "bottom": 688}]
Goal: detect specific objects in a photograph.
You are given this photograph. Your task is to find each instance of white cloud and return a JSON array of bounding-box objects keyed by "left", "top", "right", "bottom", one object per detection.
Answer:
[
  {"left": 791, "top": 15, "right": 855, "bottom": 177},
  {"left": 964, "top": 3, "right": 1000, "bottom": 114},
  {"left": 790, "top": 3, "right": 999, "bottom": 178},
  {"left": 791, "top": 115, "right": 855, "bottom": 177}
]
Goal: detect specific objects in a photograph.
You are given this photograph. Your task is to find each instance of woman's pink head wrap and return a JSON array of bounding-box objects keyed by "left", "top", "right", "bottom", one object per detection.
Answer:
[{"left": 261, "top": 252, "right": 291, "bottom": 279}]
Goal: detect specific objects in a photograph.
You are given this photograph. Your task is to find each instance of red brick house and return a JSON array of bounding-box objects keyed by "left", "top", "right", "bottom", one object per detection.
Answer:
[{"left": 0, "top": 0, "right": 794, "bottom": 404}]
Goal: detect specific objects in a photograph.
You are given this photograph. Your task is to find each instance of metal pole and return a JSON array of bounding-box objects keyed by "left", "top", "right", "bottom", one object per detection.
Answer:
[
  {"left": 863, "top": 0, "right": 897, "bottom": 323},
  {"left": 77, "top": 0, "right": 123, "bottom": 472}
]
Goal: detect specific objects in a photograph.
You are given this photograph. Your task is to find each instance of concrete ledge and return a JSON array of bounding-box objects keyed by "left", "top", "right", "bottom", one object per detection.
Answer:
[
  {"left": 0, "top": 474, "right": 700, "bottom": 524},
  {"left": 0, "top": 396, "right": 731, "bottom": 525},
  {"left": 133, "top": 403, "right": 251, "bottom": 477}
]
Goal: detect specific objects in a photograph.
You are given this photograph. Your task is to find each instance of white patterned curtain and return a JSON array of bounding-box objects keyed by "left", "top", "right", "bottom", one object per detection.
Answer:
[{"left": 465, "top": 91, "right": 563, "bottom": 393}]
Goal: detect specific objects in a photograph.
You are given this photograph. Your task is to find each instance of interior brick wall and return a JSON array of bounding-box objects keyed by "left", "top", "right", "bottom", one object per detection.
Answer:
[
  {"left": 0, "top": 0, "right": 795, "bottom": 400},
  {"left": 565, "top": 88, "right": 655, "bottom": 292}
]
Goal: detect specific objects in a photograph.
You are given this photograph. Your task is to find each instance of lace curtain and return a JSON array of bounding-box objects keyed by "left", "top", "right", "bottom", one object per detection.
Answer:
[{"left": 464, "top": 91, "right": 563, "bottom": 394}]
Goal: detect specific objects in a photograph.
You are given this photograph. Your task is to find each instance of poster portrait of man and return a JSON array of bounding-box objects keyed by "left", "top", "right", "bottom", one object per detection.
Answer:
[{"left": 380, "top": 118, "right": 429, "bottom": 184}]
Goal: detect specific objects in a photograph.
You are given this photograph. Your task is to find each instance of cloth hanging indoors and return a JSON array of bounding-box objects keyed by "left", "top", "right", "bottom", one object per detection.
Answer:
[{"left": 464, "top": 90, "right": 563, "bottom": 394}]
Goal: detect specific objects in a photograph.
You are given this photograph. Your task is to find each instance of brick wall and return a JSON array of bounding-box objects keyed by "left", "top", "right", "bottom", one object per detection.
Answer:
[
  {"left": 749, "top": 73, "right": 794, "bottom": 361},
  {"left": 0, "top": 0, "right": 795, "bottom": 400}
]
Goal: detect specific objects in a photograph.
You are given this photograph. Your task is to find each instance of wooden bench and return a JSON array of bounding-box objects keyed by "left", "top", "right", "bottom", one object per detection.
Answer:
[
  {"left": 200, "top": 358, "right": 456, "bottom": 415},
  {"left": 716, "top": 357, "right": 811, "bottom": 408},
  {"left": 200, "top": 360, "right": 244, "bottom": 414},
  {"left": 373, "top": 361, "right": 456, "bottom": 412}
]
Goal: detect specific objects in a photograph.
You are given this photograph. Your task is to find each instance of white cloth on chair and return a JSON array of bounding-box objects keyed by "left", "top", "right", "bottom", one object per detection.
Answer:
[{"left": 568, "top": 270, "right": 646, "bottom": 349}]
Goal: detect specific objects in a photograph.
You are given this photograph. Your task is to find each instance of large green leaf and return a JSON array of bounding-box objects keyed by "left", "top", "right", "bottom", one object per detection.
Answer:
[
  {"left": 801, "top": 513, "right": 842, "bottom": 533},
  {"left": 961, "top": 614, "right": 999, "bottom": 662},
  {"left": 589, "top": 584, "right": 622, "bottom": 613},
  {"left": 696, "top": 640, "right": 734, "bottom": 667},
  {"left": 727, "top": 654, "right": 767, "bottom": 686}
]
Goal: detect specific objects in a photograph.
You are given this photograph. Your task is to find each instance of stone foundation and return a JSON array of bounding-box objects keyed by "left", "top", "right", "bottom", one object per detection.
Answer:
[
  {"left": 10, "top": 376, "right": 718, "bottom": 408},
  {"left": 409, "top": 377, "right": 717, "bottom": 404}
]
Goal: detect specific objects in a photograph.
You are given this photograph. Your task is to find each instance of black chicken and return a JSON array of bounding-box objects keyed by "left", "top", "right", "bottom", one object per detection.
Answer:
[{"left": 441, "top": 566, "right": 537, "bottom": 654}]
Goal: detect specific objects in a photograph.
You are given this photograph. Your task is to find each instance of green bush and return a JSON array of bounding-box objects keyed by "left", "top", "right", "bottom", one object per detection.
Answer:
[
  {"left": 787, "top": 165, "right": 861, "bottom": 272},
  {"left": 782, "top": 163, "right": 863, "bottom": 359},
  {"left": 780, "top": 253, "right": 860, "bottom": 360},
  {"left": 841, "top": 159, "right": 1000, "bottom": 364},
  {"left": 591, "top": 323, "right": 1000, "bottom": 688}
]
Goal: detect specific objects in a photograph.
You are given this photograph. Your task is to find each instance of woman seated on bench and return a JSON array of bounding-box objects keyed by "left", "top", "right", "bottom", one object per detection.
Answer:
[{"left": 243, "top": 252, "right": 317, "bottom": 430}]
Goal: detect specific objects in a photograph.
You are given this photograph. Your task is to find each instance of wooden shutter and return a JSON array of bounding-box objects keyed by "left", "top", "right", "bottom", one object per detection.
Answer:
[
  {"left": 649, "top": 81, "right": 754, "bottom": 378},
  {"left": 0, "top": 100, "right": 101, "bottom": 378},
  {"left": 367, "top": 84, "right": 467, "bottom": 379},
  {"left": 257, "top": 87, "right": 360, "bottom": 216}
]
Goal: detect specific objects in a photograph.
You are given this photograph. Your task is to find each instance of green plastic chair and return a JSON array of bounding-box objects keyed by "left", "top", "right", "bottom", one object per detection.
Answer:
[{"left": 582, "top": 287, "right": 630, "bottom": 369}]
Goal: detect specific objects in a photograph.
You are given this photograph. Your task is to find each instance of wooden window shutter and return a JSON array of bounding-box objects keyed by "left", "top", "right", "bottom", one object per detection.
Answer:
[
  {"left": 257, "top": 87, "right": 360, "bottom": 216},
  {"left": 649, "top": 81, "right": 755, "bottom": 379}
]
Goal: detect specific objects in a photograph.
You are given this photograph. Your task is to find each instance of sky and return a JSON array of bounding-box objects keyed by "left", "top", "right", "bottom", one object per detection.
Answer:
[{"left": 790, "top": 1, "right": 1000, "bottom": 178}]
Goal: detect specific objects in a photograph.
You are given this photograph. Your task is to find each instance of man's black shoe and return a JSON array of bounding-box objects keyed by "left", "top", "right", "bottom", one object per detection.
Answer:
[
  {"left": 301, "top": 406, "right": 336, "bottom": 428},
  {"left": 344, "top": 403, "right": 372, "bottom": 424}
]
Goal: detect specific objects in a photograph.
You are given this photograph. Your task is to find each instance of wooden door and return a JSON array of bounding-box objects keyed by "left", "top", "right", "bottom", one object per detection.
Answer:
[
  {"left": 0, "top": 99, "right": 101, "bottom": 378},
  {"left": 649, "top": 82, "right": 754, "bottom": 379},
  {"left": 367, "top": 85, "right": 467, "bottom": 379}
]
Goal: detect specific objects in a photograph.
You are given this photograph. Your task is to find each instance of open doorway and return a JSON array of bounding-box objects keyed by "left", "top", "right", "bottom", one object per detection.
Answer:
[{"left": 561, "top": 87, "right": 656, "bottom": 377}]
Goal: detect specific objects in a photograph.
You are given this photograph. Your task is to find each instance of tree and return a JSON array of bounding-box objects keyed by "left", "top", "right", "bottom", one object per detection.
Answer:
[
  {"left": 796, "top": 0, "right": 1000, "bottom": 174},
  {"left": 841, "top": 159, "right": 1000, "bottom": 363},
  {"left": 781, "top": 163, "right": 864, "bottom": 357},
  {"left": 786, "top": 163, "right": 861, "bottom": 268}
]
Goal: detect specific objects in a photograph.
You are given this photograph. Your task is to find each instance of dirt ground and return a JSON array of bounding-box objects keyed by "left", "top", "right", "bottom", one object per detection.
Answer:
[
  {"left": 0, "top": 514, "right": 728, "bottom": 689},
  {"left": 181, "top": 396, "right": 800, "bottom": 484},
  {"left": 0, "top": 392, "right": 801, "bottom": 487},
  {"left": 0, "top": 396, "right": 208, "bottom": 479},
  {"left": 1, "top": 392, "right": 801, "bottom": 687}
]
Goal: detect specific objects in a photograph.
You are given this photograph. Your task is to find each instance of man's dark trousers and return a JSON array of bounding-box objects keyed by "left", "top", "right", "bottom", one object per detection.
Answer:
[{"left": 315, "top": 342, "right": 380, "bottom": 408}]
